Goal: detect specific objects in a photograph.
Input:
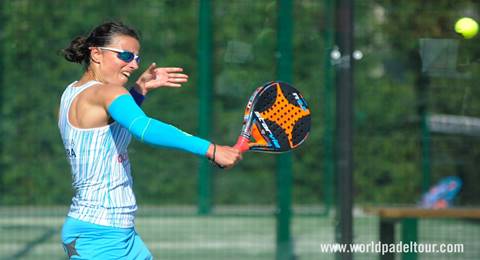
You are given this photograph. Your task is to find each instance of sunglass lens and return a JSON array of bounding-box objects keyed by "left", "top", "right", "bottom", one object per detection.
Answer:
[{"left": 118, "top": 52, "right": 134, "bottom": 63}]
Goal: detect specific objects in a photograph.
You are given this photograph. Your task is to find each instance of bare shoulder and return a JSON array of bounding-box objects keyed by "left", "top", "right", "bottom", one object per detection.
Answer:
[{"left": 90, "top": 83, "right": 129, "bottom": 108}]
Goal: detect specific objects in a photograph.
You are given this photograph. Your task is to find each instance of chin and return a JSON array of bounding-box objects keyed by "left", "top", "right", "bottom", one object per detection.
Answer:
[{"left": 115, "top": 77, "right": 129, "bottom": 85}]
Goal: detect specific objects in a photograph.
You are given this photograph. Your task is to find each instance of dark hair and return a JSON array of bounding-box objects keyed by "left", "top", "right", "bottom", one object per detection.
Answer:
[{"left": 63, "top": 21, "right": 140, "bottom": 67}]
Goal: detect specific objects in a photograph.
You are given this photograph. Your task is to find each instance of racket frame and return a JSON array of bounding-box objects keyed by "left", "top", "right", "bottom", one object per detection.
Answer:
[{"left": 235, "top": 81, "right": 310, "bottom": 153}]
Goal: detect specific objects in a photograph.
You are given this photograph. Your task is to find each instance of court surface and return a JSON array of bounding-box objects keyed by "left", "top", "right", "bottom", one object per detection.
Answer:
[{"left": 0, "top": 206, "right": 478, "bottom": 260}]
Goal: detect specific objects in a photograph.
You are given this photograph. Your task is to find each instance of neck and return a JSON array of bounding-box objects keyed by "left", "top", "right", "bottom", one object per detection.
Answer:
[{"left": 77, "top": 68, "right": 103, "bottom": 85}]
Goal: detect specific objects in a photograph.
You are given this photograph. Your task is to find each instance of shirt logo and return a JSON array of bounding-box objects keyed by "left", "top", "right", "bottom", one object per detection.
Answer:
[
  {"left": 65, "top": 148, "right": 77, "bottom": 159},
  {"left": 65, "top": 139, "right": 76, "bottom": 159},
  {"left": 63, "top": 236, "right": 80, "bottom": 258}
]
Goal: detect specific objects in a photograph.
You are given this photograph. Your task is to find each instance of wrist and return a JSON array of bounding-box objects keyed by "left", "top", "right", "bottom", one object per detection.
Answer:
[
  {"left": 129, "top": 86, "right": 146, "bottom": 105},
  {"left": 133, "top": 82, "right": 148, "bottom": 96},
  {"left": 207, "top": 144, "right": 225, "bottom": 169},
  {"left": 206, "top": 144, "right": 215, "bottom": 160}
]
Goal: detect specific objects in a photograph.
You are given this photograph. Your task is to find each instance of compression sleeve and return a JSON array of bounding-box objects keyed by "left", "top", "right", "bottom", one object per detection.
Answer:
[{"left": 108, "top": 94, "right": 211, "bottom": 156}]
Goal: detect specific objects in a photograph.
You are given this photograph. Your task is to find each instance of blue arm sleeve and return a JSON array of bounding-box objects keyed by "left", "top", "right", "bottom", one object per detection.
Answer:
[{"left": 108, "top": 94, "right": 211, "bottom": 156}]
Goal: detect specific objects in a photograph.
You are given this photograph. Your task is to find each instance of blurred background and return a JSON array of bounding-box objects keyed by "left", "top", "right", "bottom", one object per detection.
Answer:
[{"left": 0, "top": 0, "right": 479, "bottom": 259}]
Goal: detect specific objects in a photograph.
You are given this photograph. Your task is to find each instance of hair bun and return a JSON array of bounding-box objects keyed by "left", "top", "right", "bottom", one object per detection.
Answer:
[{"left": 63, "top": 36, "right": 89, "bottom": 64}]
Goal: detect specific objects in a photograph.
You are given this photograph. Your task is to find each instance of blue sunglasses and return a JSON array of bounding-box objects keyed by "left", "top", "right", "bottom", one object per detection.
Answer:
[{"left": 98, "top": 47, "right": 141, "bottom": 64}]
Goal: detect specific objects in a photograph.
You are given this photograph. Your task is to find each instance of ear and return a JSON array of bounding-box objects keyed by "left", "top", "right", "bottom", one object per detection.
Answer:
[{"left": 89, "top": 47, "right": 102, "bottom": 64}]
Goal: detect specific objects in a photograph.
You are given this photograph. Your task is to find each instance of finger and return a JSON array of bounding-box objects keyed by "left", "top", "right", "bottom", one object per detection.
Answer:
[
  {"left": 170, "top": 78, "right": 188, "bottom": 83},
  {"left": 230, "top": 147, "right": 241, "bottom": 154},
  {"left": 148, "top": 63, "right": 157, "bottom": 73},
  {"left": 163, "top": 83, "right": 182, "bottom": 87},
  {"left": 162, "top": 67, "right": 184, "bottom": 72},
  {"left": 169, "top": 73, "right": 189, "bottom": 79}
]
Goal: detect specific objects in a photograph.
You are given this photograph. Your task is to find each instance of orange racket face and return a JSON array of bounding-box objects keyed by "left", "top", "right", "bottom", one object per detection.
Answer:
[{"left": 239, "top": 81, "right": 311, "bottom": 152}]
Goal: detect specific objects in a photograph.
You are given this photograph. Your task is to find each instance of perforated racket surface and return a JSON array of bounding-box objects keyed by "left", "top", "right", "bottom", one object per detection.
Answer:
[{"left": 234, "top": 81, "right": 311, "bottom": 153}]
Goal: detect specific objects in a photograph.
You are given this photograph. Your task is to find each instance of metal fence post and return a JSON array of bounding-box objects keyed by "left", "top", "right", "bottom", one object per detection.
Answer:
[
  {"left": 197, "top": 0, "right": 213, "bottom": 215},
  {"left": 276, "top": 0, "right": 293, "bottom": 259},
  {"left": 323, "top": 0, "right": 335, "bottom": 217},
  {"left": 334, "top": 0, "right": 354, "bottom": 259}
]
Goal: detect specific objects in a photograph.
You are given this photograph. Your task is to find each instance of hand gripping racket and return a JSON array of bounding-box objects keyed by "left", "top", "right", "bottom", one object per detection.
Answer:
[{"left": 234, "top": 81, "right": 311, "bottom": 153}]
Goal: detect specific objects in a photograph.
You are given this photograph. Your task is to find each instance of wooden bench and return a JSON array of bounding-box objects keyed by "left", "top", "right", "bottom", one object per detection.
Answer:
[{"left": 365, "top": 207, "right": 480, "bottom": 260}]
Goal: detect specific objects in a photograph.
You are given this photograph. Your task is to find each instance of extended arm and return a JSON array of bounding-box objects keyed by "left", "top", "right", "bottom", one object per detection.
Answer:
[{"left": 108, "top": 94, "right": 210, "bottom": 156}]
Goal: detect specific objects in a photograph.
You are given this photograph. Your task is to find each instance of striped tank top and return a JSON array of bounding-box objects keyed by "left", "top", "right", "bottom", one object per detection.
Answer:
[{"left": 58, "top": 81, "right": 137, "bottom": 228}]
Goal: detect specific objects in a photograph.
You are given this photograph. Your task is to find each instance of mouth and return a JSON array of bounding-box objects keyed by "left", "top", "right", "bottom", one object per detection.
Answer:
[{"left": 121, "top": 71, "right": 131, "bottom": 78}]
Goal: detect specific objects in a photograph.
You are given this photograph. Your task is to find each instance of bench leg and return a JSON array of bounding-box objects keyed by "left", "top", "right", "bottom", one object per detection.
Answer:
[
  {"left": 401, "top": 218, "right": 418, "bottom": 260},
  {"left": 380, "top": 219, "right": 395, "bottom": 260}
]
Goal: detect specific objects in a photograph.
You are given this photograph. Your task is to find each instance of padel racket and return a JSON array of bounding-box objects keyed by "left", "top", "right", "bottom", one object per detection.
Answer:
[{"left": 234, "top": 81, "right": 311, "bottom": 153}]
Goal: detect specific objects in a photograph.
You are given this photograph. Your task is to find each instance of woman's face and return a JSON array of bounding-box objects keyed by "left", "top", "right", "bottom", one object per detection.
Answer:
[{"left": 93, "top": 35, "right": 140, "bottom": 85}]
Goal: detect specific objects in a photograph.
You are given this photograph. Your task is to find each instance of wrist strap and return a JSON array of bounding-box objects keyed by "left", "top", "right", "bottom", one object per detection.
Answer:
[
  {"left": 129, "top": 87, "right": 145, "bottom": 105},
  {"left": 209, "top": 144, "right": 225, "bottom": 169}
]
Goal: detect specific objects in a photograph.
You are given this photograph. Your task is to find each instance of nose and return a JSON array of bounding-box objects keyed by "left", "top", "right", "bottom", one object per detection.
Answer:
[{"left": 128, "top": 59, "right": 139, "bottom": 70}]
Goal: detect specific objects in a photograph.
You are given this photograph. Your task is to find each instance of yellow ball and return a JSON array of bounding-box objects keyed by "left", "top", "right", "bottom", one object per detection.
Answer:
[{"left": 455, "top": 17, "right": 478, "bottom": 39}]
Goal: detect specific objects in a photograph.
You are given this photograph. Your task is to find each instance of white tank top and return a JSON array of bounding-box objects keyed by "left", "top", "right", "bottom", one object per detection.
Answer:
[{"left": 58, "top": 81, "right": 136, "bottom": 228}]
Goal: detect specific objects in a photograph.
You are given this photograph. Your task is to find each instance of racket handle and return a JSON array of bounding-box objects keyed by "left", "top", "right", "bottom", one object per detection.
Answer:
[{"left": 234, "top": 136, "right": 250, "bottom": 153}]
